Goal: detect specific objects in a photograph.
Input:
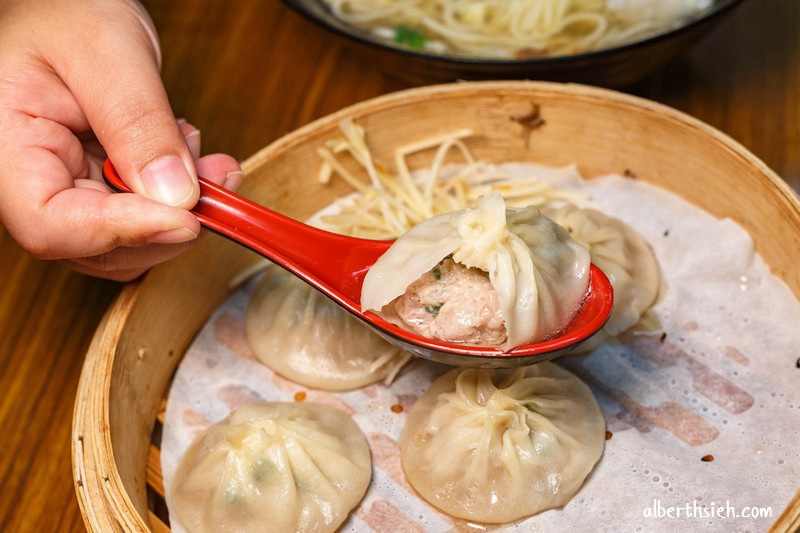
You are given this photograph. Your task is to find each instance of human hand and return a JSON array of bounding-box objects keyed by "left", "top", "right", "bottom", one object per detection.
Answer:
[{"left": 0, "top": 0, "right": 242, "bottom": 281}]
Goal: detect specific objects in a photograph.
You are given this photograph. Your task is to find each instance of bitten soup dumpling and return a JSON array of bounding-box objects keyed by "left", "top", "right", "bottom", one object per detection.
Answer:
[
  {"left": 400, "top": 363, "right": 605, "bottom": 523},
  {"left": 170, "top": 402, "right": 371, "bottom": 533},
  {"left": 361, "top": 193, "right": 590, "bottom": 349}
]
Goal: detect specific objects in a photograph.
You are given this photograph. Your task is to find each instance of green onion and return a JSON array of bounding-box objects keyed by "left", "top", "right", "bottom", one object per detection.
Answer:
[
  {"left": 252, "top": 457, "right": 272, "bottom": 482},
  {"left": 425, "top": 305, "right": 442, "bottom": 315},
  {"left": 394, "top": 25, "right": 428, "bottom": 50}
]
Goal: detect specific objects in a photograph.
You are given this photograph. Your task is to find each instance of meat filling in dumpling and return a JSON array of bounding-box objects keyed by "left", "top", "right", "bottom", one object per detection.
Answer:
[{"left": 391, "top": 258, "right": 506, "bottom": 345}]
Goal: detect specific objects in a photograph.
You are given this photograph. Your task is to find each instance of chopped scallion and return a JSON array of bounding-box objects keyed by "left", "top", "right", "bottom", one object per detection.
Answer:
[{"left": 394, "top": 25, "right": 428, "bottom": 50}]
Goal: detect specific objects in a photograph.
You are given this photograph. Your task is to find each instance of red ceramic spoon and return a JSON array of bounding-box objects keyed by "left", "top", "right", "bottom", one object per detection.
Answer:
[{"left": 104, "top": 160, "right": 613, "bottom": 368}]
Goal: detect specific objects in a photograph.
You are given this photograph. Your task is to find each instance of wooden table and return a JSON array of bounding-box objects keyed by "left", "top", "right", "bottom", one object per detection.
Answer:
[{"left": 1, "top": 1, "right": 797, "bottom": 530}]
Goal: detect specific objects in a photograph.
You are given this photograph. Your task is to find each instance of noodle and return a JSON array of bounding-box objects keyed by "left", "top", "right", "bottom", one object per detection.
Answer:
[
  {"left": 315, "top": 119, "right": 590, "bottom": 239},
  {"left": 321, "top": 0, "right": 714, "bottom": 58}
]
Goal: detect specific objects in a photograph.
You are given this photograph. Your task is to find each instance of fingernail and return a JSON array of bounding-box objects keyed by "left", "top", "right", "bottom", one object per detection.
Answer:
[
  {"left": 176, "top": 118, "right": 188, "bottom": 125},
  {"left": 140, "top": 155, "right": 196, "bottom": 206},
  {"left": 186, "top": 130, "right": 201, "bottom": 160},
  {"left": 224, "top": 170, "right": 244, "bottom": 191},
  {"left": 149, "top": 227, "right": 198, "bottom": 244}
]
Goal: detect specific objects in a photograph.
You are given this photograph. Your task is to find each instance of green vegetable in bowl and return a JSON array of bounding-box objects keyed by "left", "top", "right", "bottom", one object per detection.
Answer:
[{"left": 394, "top": 25, "right": 428, "bottom": 50}]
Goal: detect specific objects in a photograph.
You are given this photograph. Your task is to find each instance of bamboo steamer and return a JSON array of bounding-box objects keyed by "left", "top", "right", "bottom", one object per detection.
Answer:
[{"left": 72, "top": 81, "right": 800, "bottom": 532}]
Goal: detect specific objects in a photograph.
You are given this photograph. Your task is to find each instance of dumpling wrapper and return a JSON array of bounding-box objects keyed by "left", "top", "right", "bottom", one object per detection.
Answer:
[
  {"left": 245, "top": 268, "right": 411, "bottom": 391},
  {"left": 170, "top": 402, "right": 371, "bottom": 533},
  {"left": 361, "top": 192, "right": 591, "bottom": 348},
  {"left": 543, "top": 204, "right": 662, "bottom": 351},
  {"left": 400, "top": 363, "right": 605, "bottom": 524}
]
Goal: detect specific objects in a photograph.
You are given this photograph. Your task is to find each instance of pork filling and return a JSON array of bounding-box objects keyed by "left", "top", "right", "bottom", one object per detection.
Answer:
[{"left": 391, "top": 258, "right": 506, "bottom": 345}]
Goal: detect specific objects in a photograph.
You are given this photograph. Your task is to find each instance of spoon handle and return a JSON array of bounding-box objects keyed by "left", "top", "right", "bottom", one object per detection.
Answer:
[{"left": 102, "top": 159, "right": 390, "bottom": 308}]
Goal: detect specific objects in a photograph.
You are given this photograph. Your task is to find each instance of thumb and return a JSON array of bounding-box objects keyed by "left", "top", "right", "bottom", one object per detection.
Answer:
[{"left": 50, "top": 3, "right": 199, "bottom": 209}]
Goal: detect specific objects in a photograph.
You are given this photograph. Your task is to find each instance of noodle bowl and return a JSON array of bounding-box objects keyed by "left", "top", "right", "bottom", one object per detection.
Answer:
[{"left": 320, "top": 0, "right": 715, "bottom": 58}]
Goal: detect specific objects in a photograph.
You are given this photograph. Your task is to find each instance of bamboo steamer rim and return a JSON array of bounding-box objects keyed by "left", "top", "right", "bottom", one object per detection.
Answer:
[
  {"left": 71, "top": 80, "right": 800, "bottom": 532},
  {"left": 242, "top": 80, "right": 797, "bottom": 208}
]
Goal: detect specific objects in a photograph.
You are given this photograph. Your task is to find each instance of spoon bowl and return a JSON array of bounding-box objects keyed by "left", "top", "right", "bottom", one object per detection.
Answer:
[{"left": 103, "top": 159, "right": 613, "bottom": 368}]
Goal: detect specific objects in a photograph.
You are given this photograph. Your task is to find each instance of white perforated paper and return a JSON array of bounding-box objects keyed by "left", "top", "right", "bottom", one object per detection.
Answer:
[{"left": 162, "top": 167, "right": 800, "bottom": 532}]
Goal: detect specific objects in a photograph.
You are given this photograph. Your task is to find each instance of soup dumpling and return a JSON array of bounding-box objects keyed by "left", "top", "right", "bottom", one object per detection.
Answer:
[
  {"left": 543, "top": 203, "right": 661, "bottom": 351},
  {"left": 361, "top": 193, "right": 590, "bottom": 349},
  {"left": 170, "top": 402, "right": 371, "bottom": 533},
  {"left": 400, "top": 364, "right": 604, "bottom": 523},
  {"left": 245, "top": 268, "right": 411, "bottom": 390}
]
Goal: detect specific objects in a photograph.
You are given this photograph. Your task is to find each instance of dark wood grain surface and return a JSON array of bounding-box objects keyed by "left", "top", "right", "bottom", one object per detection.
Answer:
[{"left": 1, "top": 0, "right": 797, "bottom": 530}]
